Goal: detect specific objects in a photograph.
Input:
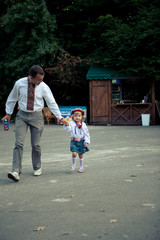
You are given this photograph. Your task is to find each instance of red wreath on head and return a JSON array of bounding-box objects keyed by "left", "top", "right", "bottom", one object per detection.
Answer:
[{"left": 71, "top": 108, "right": 85, "bottom": 115}]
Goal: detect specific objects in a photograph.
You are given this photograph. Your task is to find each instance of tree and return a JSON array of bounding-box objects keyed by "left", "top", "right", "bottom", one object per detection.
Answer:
[
  {"left": 82, "top": 2, "right": 160, "bottom": 79},
  {"left": 45, "top": 0, "right": 160, "bottom": 81},
  {"left": 1, "top": 0, "right": 160, "bottom": 115},
  {"left": 44, "top": 48, "right": 90, "bottom": 106},
  {"left": 0, "top": 0, "right": 57, "bottom": 110}
]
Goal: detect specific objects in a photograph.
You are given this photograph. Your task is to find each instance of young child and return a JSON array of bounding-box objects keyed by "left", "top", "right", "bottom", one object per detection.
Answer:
[{"left": 63, "top": 108, "right": 90, "bottom": 173}]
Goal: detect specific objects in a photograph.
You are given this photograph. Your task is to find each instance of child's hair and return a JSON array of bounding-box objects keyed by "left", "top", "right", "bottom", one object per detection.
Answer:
[{"left": 72, "top": 110, "right": 85, "bottom": 122}]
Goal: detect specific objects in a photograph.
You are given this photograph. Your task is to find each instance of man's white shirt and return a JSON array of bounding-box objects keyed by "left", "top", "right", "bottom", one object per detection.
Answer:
[{"left": 6, "top": 77, "right": 62, "bottom": 120}]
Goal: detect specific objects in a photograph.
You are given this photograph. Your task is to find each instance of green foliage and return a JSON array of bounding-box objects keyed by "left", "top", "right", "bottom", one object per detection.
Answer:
[
  {"left": 82, "top": 3, "right": 160, "bottom": 79},
  {"left": 0, "top": 0, "right": 57, "bottom": 105},
  {"left": 44, "top": 48, "right": 90, "bottom": 106},
  {"left": 45, "top": 0, "right": 160, "bottom": 81},
  {"left": 1, "top": 0, "right": 160, "bottom": 114}
]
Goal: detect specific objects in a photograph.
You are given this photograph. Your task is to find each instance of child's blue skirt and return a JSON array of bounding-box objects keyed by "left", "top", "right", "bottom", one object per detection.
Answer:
[{"left": 70, "top": 139, "right": 89, "bottom": 154}]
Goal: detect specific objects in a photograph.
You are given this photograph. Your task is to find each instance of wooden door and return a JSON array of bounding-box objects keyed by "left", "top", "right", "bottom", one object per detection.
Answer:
[{"left": 89, "top": 80, "right": 112, "bottom": 124}]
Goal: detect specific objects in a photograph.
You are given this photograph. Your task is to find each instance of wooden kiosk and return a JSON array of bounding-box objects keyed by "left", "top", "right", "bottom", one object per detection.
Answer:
[{"left": 86, "top": 64, "right": 156, "bottom": 125}]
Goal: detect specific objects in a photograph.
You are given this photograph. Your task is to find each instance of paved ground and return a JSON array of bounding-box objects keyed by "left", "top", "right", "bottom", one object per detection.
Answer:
[{"left": 0, "top": 123, "right": 160, "bottom": 240}]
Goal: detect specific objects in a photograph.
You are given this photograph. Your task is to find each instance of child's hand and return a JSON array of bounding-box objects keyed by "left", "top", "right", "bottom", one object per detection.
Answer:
[
  {"left": 84, "top": 142, "right": 88, "bottom": 147},
  {"left": 60, "top": 117, "right": 69, "bottom": 126}
]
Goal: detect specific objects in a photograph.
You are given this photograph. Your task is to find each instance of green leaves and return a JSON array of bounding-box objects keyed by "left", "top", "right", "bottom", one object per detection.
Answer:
[
  {"left": 0, "top": 1, "right": 57, "bottom": 73},
  {"left": 0, "top": 0, "right": 59, "bottom": 111},
  {"left": 81, "top": 2, "right": 160, "bottom": 77},
  {"left": 0, "top": 0, "right": 160, "bottom": 113}
]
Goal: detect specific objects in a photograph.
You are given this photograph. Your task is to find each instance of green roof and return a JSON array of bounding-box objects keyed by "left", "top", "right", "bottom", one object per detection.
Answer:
[{"left": 86, "top": 64, "right": 136, "bottom": 80}]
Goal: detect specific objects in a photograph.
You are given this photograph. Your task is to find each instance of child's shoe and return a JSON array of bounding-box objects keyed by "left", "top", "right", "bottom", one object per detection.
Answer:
[
  {"left": 70, "top": 165, "right": 75, "bottom": 171},
  {"left": 78, "top": 167, "right": 84, "bottom": 173}
]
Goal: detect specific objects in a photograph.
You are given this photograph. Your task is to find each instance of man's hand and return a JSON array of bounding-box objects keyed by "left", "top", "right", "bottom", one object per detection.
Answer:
[
  {"left": 1, "top": 114, "right": 11, "bottom": 123},
  {"left": 60, "top": 117, "right": 69, "bottom": 126}
]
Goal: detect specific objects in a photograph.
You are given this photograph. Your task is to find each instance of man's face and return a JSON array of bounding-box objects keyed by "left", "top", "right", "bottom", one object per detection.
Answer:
[{"left": 31, "top": 73, "right": 44, "bottom": 85}]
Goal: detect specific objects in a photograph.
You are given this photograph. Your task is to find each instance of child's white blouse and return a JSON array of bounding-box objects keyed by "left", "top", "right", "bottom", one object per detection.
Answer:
[{"left": 63, "top": 121, "right": 90, "bottom": 144}]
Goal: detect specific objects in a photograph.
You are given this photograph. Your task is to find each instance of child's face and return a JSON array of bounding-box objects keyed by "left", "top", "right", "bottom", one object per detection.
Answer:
[{"left": 73, "top": 112, "right": 82, "bottom": 123}]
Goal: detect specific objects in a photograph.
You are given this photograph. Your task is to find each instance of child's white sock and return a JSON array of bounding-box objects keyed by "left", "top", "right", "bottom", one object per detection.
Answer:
[
  {"left": 72, "top": 157, "right": 77, "bottom": 167},
  {"left": 79, "top": 158, "right": 84, "bottom": 169}
]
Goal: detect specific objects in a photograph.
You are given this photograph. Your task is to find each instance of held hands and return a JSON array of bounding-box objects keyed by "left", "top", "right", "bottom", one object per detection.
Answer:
[
  {"left": 1, "top": 114, "right": 11, "bottom": 123},
  {"left": 60, "top": 117, "right": 69, "bottom": 126}
]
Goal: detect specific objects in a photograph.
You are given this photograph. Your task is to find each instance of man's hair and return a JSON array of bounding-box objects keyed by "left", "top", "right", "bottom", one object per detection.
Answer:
[{"left": 29, "top": 65, "right": 44, "bottom": 77}]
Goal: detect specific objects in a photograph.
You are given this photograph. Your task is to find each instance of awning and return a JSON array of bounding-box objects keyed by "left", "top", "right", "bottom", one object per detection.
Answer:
[{"left": 86, "top": 64, "right": 137, "bottom": 80}]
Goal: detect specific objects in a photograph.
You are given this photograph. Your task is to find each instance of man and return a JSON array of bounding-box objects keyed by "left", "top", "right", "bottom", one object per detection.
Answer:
[{"left": 2, "top": 65, "right": 68, "bottom": 182}]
